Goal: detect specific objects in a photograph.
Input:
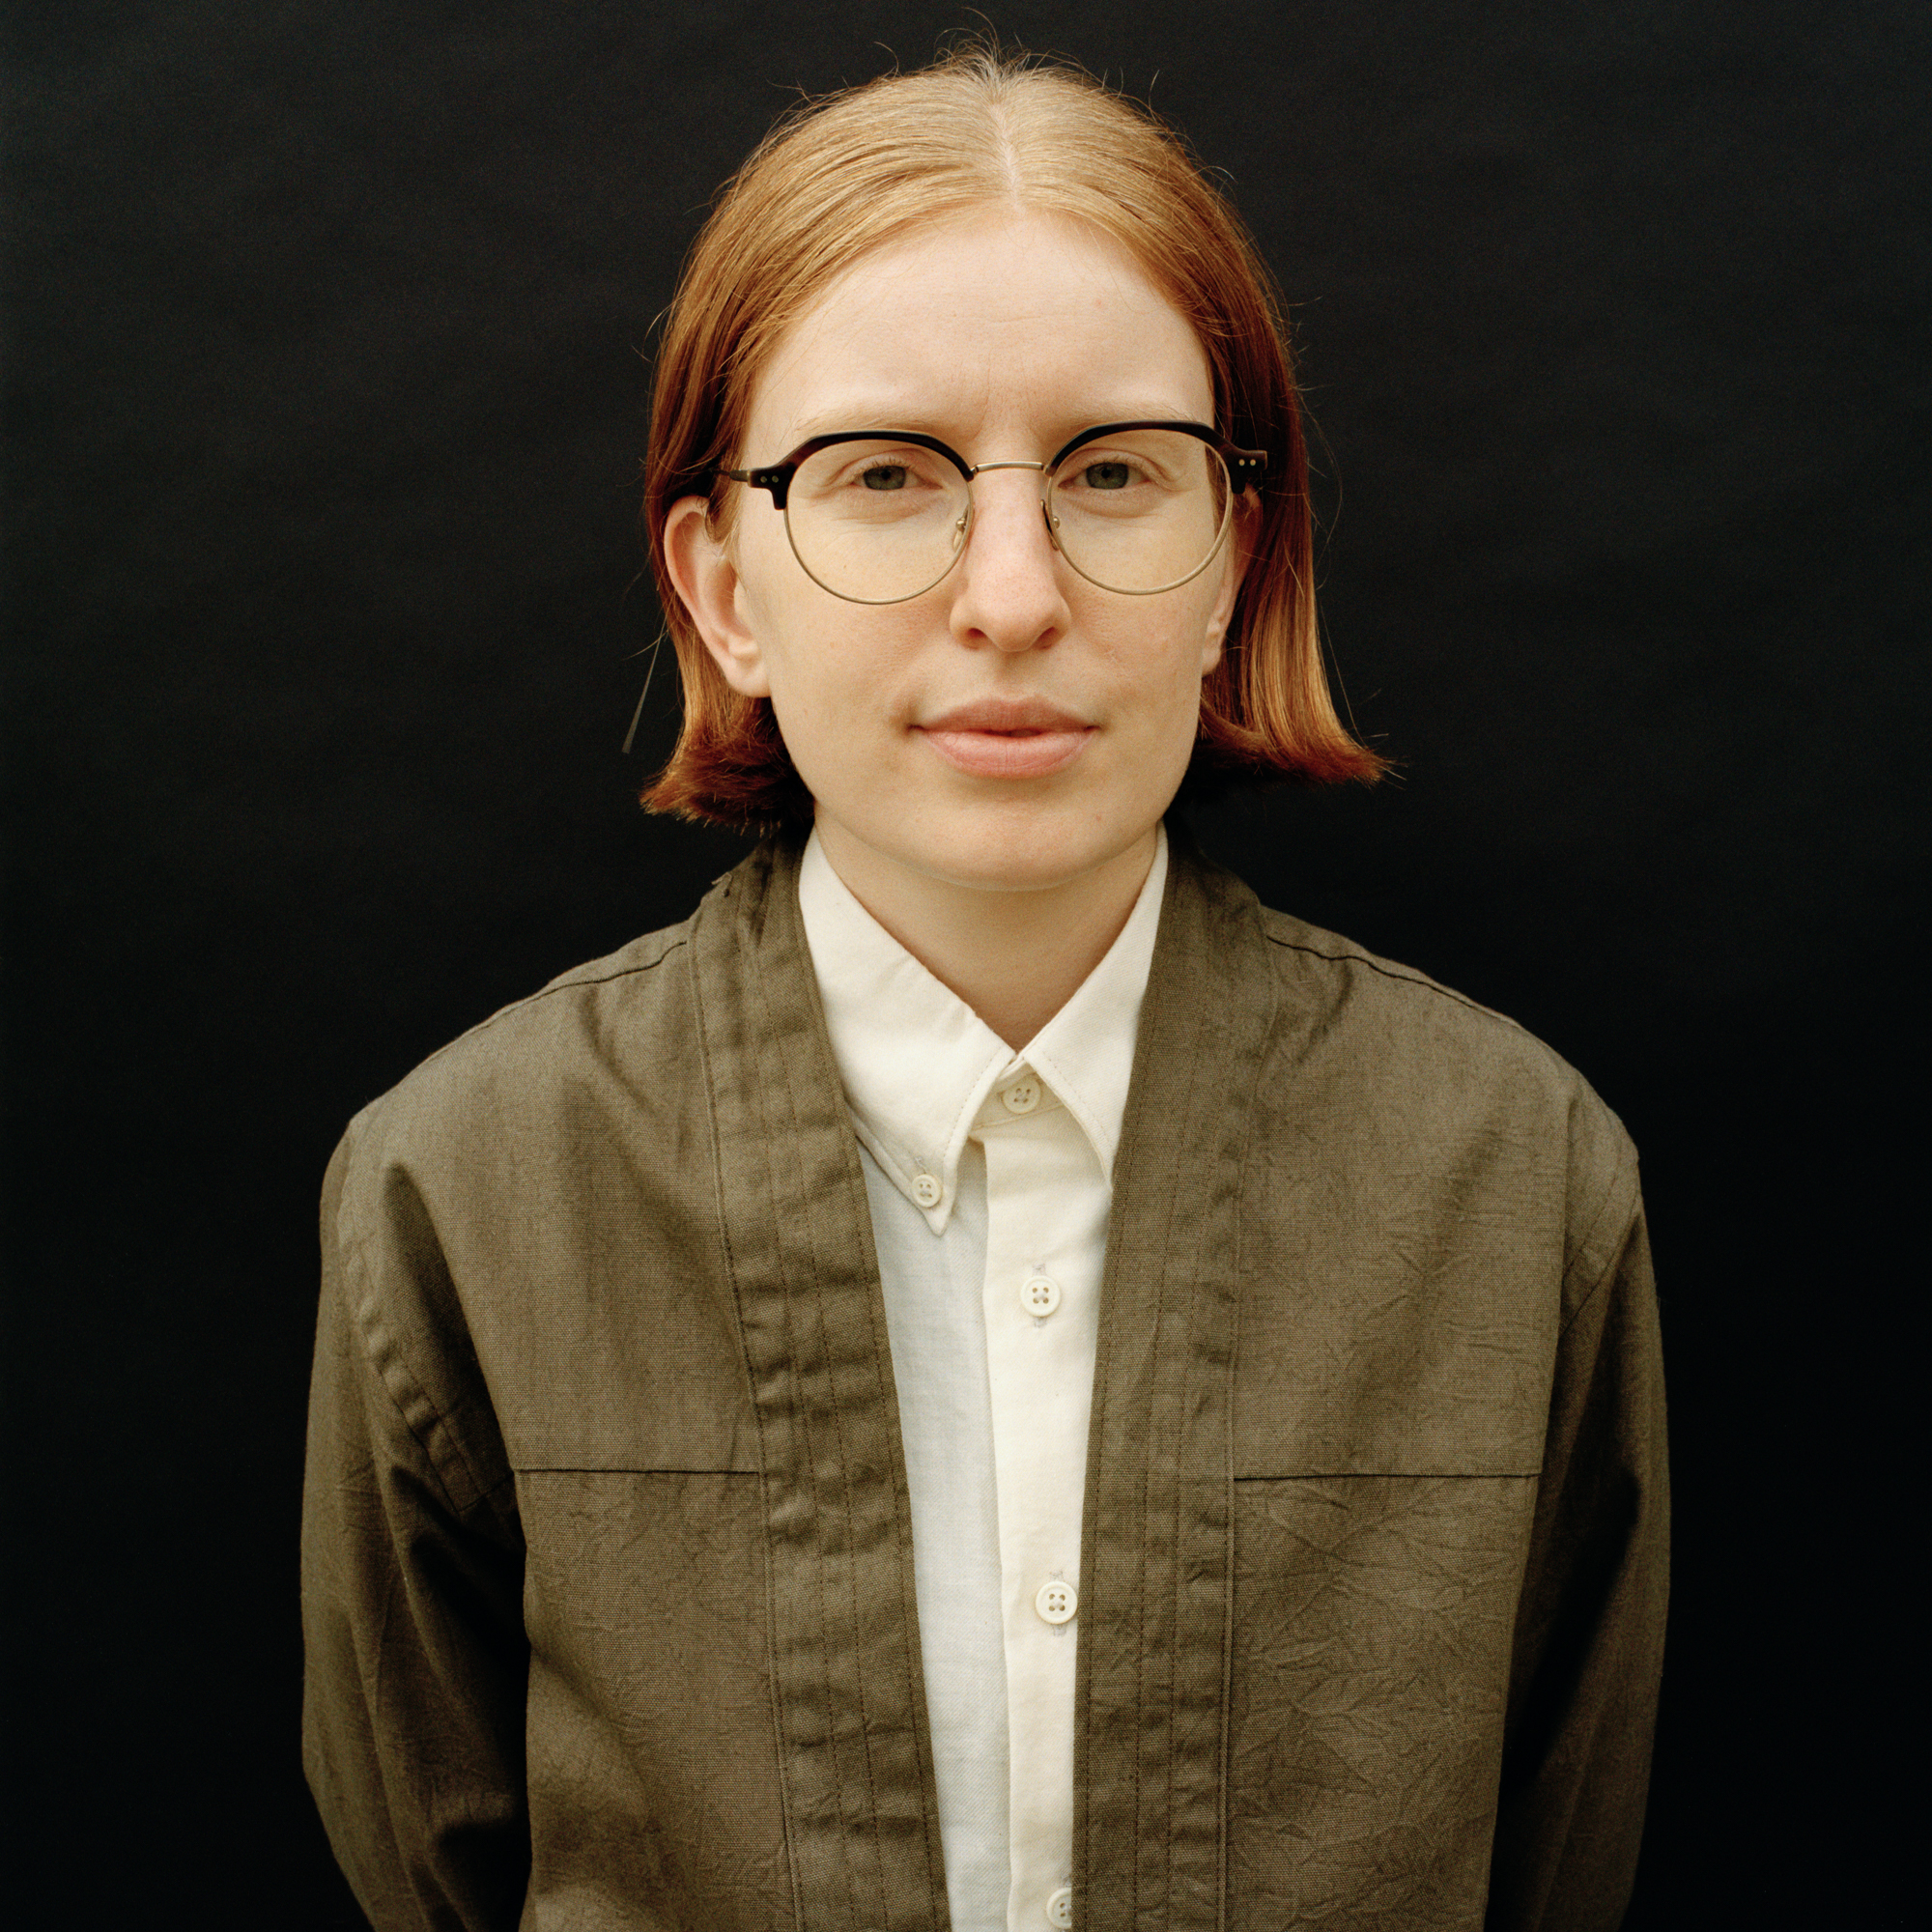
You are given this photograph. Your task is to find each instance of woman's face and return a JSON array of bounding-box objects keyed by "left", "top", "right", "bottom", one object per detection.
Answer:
[{"left": 667, "top": 205, "right": 1245, "bottom": 899}]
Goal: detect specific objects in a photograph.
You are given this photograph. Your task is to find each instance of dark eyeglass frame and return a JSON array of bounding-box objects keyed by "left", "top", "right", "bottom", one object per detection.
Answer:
[{"left": 717, "top": 419, "right": 1267, "bottom": 510}]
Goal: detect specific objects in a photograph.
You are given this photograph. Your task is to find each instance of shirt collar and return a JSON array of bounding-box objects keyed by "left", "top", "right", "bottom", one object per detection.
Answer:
[{"left": 797, "top": 824, "right": 1168, "bottom": 1233}]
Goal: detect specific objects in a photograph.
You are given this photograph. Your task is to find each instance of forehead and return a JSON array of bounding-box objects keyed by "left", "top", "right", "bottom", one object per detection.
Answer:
[{"left": 745, "top": 205, "right": 1216, "bottom": 452}]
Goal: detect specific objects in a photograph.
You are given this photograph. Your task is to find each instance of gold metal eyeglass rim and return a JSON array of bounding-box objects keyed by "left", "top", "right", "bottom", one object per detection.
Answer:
[{"left": 711, "top": 419, "right": 1268, "bottom": 607}]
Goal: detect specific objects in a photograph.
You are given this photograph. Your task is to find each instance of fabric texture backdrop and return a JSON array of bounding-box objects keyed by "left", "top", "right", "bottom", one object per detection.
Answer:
[{"left": 3, "top": 2, "right": 1924, "bottom": 1924}]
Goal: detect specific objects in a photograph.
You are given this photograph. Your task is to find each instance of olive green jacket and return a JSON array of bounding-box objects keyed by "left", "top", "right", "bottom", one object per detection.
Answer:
[{"left": 302, "top": 833, "right": 1667, "bottom": 1932}]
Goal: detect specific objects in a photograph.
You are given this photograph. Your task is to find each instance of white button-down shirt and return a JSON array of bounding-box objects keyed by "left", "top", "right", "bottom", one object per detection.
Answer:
[{"left": 797, "top": 827, "right": 1167, "bottom": 1932}]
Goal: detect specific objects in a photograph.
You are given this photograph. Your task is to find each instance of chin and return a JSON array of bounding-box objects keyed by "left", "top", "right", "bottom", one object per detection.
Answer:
[{"left": 897, "top": 810, "right": 1157, "bottom": 897}]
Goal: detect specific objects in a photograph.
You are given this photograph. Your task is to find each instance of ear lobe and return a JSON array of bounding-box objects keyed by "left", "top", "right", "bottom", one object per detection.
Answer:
[
  {"left": 1200, "top": 621, "right": 1228, "bottom": 678},
  {"left": 663, "top": 495, "right": 772, "bottom": 698},
  {"left": 1200, "top": 503, "right": 1255, "bottom": 673}
]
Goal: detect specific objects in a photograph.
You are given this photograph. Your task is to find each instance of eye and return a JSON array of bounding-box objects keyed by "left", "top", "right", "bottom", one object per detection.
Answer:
[
  {"left": 859, "top": 463, "right": 910, "bottom": 492},
  {"left": 1079, "top": 460, "right": 1135, "bottom": 491}
]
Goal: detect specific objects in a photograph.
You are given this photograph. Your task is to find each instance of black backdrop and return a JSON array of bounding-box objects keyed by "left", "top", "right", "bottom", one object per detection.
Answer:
[{"left": 4, "top": 3, "right": 1925, "bottom": 1924}]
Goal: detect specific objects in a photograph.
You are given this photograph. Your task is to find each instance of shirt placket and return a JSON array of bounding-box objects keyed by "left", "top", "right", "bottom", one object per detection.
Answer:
[{"left": 974, "top": 1071, "right": 1108, "bottom": 1932}]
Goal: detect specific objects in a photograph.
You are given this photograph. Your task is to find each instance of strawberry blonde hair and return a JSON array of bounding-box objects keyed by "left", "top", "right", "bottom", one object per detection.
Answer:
[{"left": 641, "top": 44, "right": 1384, "bottom": 827}]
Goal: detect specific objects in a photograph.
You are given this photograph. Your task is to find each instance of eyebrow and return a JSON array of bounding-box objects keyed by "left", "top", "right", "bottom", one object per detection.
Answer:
[{"left": 777, "top": 400, "right": 1208, "bottom": 448}]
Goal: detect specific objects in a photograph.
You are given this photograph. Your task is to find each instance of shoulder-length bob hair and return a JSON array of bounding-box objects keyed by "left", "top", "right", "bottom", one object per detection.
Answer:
[{"left": 641, "top": 45, "right": 1385, "bottom": 828}]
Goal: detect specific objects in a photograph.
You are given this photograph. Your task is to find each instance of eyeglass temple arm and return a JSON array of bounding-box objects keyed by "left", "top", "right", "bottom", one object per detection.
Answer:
[
  {"left": 1226, "top": 447, "right": 1267, "bottom": 493},
  {"left": 718, "top": 466, "right": 796, "bottom": 510}
]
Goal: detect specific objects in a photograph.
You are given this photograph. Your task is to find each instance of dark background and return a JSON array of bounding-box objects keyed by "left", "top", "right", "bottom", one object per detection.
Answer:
[{"left": 4, "top": 1, "right": 1925, "bottom": 1923}]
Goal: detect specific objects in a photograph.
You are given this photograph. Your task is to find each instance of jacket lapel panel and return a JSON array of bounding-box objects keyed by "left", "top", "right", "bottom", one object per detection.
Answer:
[
  {"left": 1074, "top": 836, "right": 1277, "bottom": 1932},
  {"left": 694, "top": 840, "right": 948, "bottom": 1932}
]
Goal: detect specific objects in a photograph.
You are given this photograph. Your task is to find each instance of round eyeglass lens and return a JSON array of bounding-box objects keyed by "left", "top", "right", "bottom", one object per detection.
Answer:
[
  {"left": 783, "top": 439, "right": 972, "bottom": 605},
  {"left": 1046, "top": 428, "right": 1233, "bottom": 594},
  {"left": 780, "top": 428, "right": 1234, "bottom": 603}
]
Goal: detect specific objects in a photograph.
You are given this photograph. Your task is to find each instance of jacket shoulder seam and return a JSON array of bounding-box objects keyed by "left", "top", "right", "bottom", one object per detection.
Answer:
[
  {"left": 398, "top": 931, "right": 693, "bottom": 1085},
  {"left": 1260, "top": 926, "right": 1524, "bottom": 1032}
]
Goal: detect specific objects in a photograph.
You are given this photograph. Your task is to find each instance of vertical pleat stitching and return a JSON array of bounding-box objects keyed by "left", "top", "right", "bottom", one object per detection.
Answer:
[
  {"left": 750, "top": 866, "right": 884, "bottom": 1929},
  {"left": 1214, "top": 1092, "right": 1252, "bottom": 1932},
  {"left": 1156, "top": 986, "right": 1213, "bottom": 1926},
  {"left": 1089, "top": 851, "right": 1277, "bottom": 1932},
  {"left": 691, "top": 876, "right": 811, "bottom": 1932},
  {"left": 1210, "top": 939, "right": 1273, "bottom": 1932},
  {"left": 750, "top": 845, "right": 947, "bottom": 1932}
]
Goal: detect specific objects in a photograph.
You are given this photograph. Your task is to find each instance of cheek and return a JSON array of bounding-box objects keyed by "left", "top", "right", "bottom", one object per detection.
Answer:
[
  {"left": 1123, "top": 601, "right": 1222, "bottom": 714},
  {"left": 775, "top": 661, "right": 851, "bottom": 740},
  {"left": 758, "top": 616, "right": 910, "bottom": 768},
  {"left": 728, "top": 515, "right": 797, "bottom": 639}
]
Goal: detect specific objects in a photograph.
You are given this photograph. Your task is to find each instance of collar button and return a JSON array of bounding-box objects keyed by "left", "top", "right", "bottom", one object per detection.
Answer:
[{"left": 1000, "top": 1075, "right": 1041, "bottom": 1115}]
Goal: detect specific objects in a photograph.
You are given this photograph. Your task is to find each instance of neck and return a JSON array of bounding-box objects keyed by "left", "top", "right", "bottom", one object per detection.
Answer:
[{"left": 813, "top": 822, "right": 1159, "bottom": 1050}]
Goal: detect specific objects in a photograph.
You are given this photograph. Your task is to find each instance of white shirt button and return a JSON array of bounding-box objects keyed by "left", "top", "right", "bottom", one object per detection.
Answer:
[
  {"left": 1000, "top": 1074, "right": 1042, "bottom": 1114},
  {"left": 911, "top": 1172, "right": 942, "bottom": 1208},
  {"left": 1021, "top": 1273, "right": 1062, "bottom": 1317},
  {"left": 1036, "top": 1578, "right": 1077, "bottom": 1625},
  {"left": 1045, "top": 1886, "right": 1074, "bottom": 1927}
]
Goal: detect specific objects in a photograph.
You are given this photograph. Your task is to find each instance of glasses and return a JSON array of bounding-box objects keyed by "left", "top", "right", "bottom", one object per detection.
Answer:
[{"left": 716, "top": 420, "right": 1265, "bottom": 605}]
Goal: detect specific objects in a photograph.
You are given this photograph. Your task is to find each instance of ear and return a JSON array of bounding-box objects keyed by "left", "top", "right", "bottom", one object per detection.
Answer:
[
  {"left": 1199, "top": 497, "right": 1258, "bottom": 676},
  {"left": 663, "top": 495, "right": 772, "bottom": 698}
]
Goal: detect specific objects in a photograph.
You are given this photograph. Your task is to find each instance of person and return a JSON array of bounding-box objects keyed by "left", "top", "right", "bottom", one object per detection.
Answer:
[{"left": 301, "top": 45, "right": 1667, "bottom": 1932}]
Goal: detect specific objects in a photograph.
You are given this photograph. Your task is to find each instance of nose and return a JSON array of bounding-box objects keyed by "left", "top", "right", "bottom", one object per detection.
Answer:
[{"left": 948, "top": 469, "right": 1070, "bottom": 654}]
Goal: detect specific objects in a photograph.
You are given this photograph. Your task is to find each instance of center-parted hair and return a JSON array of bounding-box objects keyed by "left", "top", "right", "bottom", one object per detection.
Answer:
[{"left": 641, "top": 44, "right": 1384, "bottom": 828}]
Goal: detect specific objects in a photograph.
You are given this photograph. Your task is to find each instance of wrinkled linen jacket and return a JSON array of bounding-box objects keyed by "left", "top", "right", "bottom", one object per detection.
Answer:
[{"left": 303, "top": 832, "right": 1667, "bottom": 1932}]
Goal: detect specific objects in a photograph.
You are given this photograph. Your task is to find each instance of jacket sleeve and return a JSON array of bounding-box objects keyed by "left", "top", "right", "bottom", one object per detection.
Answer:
[
  {"left": 1485, "top": 1192, "right": 1669, "bottom": 1932},
  {"left": 301, "top": 1125, "right": 532, "bottom": 1931}
]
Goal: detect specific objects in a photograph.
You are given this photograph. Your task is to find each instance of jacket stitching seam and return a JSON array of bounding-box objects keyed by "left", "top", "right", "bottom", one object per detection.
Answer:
[
  {"left": 1164, "top": 991, "right": 1213, "bottom": 1924},
  {"left": 753, "top": 864, "right": 892, "bottom": 1929},
  {"left": 1261, "top": 930, "right": 1524, "bottom": 1028},
  {"left": 338, "top": 1223, "right": 469, "bottom": 1521},
  {"left": 387, "top": 936, "right": 693, "bottom": 1090},
  {"left": 1148, "top": 952, "right": 1209, "bottom": 1924},
  {"left": 1219, "top": 952, "right": 1280, "bottom": 1932},
  {"left": 1123, "top": 1004, "right": 1162, "bottom": 1928},
  {"left": 792, "top": 916, "right": 949, "bottom": 1912},
  {"left": 511, "top": 1464, "right": 758, "bottom": 1475},
  {"left": 692, "top": 904, "right": 810, "bottom": 1932},
  {"left": 1231, "top": 1471, "right": 1543, "bottom": 1482}
]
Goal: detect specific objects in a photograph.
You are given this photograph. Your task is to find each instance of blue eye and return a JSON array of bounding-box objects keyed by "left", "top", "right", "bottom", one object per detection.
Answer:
[
  {"left": 1081, "top": 461, "right": 1133, "bottom": 491},
  {"left": 860, "top": 464, "right": 910, "bottom": 491}
]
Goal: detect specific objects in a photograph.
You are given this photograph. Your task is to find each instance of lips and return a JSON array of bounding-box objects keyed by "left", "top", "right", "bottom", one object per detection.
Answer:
[{"left": 915, "top": 698, "right": 1095, "bottom": 779}]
